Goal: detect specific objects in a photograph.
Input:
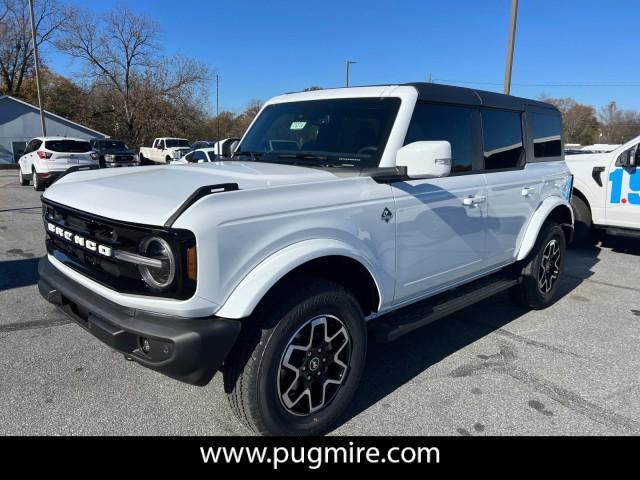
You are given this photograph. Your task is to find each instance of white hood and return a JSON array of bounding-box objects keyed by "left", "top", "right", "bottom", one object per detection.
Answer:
[{"left": 43, "top": 161, "right": 337, "bottom": 225}]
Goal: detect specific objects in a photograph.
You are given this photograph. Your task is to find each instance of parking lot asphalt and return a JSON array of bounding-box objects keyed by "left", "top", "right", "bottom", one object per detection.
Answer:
[{"left": 1, "top": 168, "right": 639, "bottom": 435}]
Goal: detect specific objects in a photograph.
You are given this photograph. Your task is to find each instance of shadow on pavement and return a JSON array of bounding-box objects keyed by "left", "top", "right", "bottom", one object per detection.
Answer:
[
  {"left": 337, "top": 242, "right": 603, "bottom": 432},
  {"left": 0, "top": 257, "right": 41, "bottom": 291}
]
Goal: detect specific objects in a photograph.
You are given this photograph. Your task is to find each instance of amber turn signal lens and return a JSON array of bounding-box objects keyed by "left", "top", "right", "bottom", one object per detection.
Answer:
[{"left": 187, "top": 246, "right": 197, "bottom": 281}]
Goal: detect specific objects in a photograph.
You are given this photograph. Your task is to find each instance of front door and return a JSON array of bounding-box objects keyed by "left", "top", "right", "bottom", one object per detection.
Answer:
[
  {"left": 606, "top": 143, "right": 640, "bottom": 229},
  {"left": 391, "top": 102, "right": 487, "bottom": 304},
  {"left": 392, "top": 176, "right": 488, "bottom": 304}
]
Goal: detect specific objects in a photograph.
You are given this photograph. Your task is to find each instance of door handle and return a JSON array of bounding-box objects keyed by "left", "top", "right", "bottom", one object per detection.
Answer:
[
  {"left": 463, "top": 195, "right": 486, "bottom": 206},
  {"left": 521, "top": 186, "right": 536, "bottom": 197}
]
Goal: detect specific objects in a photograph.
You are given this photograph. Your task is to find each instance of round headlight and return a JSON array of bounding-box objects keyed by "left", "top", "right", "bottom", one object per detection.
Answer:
[{"left": 138, "top": 237, "right": 175, "bottom": 290}]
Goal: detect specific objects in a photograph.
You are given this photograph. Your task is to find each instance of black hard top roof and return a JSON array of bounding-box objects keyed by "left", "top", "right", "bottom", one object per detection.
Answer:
[{"left": 405, "top": 82, "right": 557, "bottom": 112}]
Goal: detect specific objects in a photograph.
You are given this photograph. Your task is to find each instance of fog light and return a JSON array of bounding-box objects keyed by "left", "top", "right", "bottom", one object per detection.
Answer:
[{"left": 141, "top": 337, "right": 151, "bottom": 354}]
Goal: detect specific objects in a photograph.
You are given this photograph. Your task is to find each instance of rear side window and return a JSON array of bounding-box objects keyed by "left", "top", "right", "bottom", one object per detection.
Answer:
[
  {"left": 45, "top": 140, "right": 92, "bottom": 153},
  {"left": 530, "top": 111, "right": 562, "bottom": 158},
  {"left": 481, "top": 109, "right": 524, "bottom": 170},
  {"left": 405, "top": 103, "right": 476, "bottom": 174}
]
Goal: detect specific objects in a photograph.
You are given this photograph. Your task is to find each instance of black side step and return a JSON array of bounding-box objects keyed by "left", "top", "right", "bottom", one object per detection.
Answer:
[
  {"left": 369, "top": 272, "right": 521, "bottom": 342},
  {"left": 603, "top": 226, "right": 640, "bottom": 239}
]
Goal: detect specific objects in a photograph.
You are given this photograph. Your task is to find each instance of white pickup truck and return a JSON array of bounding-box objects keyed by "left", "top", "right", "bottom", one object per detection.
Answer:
[
  {"left": 566, "top": 135, "right": 640, "bottom": 242},
  {"left": 37, "top": 83, "right": 573, "bottom": 435},
  {"left": 138, "top": 137, "right": 191, "bottom": 164}
]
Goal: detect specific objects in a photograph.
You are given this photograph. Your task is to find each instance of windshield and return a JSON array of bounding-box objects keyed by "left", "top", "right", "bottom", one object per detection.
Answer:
[
  {"left": 95, "top": 140, "right": 129, "bottom": 151},
  {"left": 166, "top": 139, "right": 190, "bottom": 148},
  {"left": 237, "top": 98, "right": 401, "bottom": 168},
  {"left": 45, "top": 140, "right": 92, "bottom": 153}
]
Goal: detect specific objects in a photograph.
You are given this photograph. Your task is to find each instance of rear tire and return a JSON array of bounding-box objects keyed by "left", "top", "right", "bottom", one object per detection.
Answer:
[
  {"left": 571, "top": 195, "right": 594, "bottom": 245},
  {"left": 223, "top": 277, "right": 367, "bottom": 435},
  {"left": 32, "top": 170, "right": 44, "bottom": 191},
  {"left": 510, "top": 222, "right": 566, "bottom": 310},
  {"left": 18, "top": 168, "right": 29, "bottom": 186}
]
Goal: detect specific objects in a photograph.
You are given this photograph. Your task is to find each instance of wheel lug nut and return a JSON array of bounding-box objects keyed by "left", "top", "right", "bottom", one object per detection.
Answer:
[
  {"left": 307, "top": 376, "right": 311, "bottom": 381},
  {"left": 317, "top": 348, "right": 322, "bottom": 353},
  {"left": 302, "top": 366, "right": 305, "bottom": 371},
  {"left": 316, "top": 371, "right": 321, "bottom": 376},
  {"left": 322, "top": 357, "right": 327, "bottom": 362},
  {"left": 307, "top": 351, "right": 312, "bottom": 357}
]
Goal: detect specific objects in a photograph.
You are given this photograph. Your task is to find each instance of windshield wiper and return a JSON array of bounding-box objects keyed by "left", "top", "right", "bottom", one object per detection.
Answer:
[
  {"left": 233, "top": 151, "right": 263, "bottom": 161},
  {"left": 276, "top": 153, "right": 335, "bottom": 167}
]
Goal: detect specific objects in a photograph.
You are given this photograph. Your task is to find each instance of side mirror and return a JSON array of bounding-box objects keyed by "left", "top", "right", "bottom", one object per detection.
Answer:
[{"left": 396, "top": 141, "right": 452, "bottom": 179}]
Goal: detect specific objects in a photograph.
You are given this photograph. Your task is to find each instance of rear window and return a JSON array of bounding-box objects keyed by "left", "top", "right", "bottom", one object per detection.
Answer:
[
  {"left": 530, "top": 111, "right": 562, "bottom": 158},
  {"left": 45, "top": 140, "right": 92, "bottom": 153}
]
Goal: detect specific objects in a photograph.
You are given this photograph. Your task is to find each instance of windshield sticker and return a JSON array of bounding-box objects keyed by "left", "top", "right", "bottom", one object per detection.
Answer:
[{"left": 290, "top": 121, "right": 307, "bottom": 130}]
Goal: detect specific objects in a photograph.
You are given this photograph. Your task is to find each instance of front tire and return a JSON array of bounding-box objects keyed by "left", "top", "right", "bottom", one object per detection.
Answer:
[
  {"left": 18, "top": 167, "right": 29, "bottom": 186},
  {"left": 510, "top": 222, "right": 566, "bottom": 310},
  {"left": 223, "top": 277, "right": 367, "bottom": 435}
]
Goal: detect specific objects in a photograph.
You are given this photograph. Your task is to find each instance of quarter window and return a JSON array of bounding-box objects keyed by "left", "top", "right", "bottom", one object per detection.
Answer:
[
  {"left": 404, "top": 103, "right": 476, "bottom": 173},
  {"left": 481, "top": 109, "right": 524, "bottom": 170},
  {"left": 530, "top": 111, "right": 562, "bottom": 158}
]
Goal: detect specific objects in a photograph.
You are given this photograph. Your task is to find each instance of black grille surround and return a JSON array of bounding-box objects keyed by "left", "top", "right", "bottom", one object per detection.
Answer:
[{"left": 42, "top": 199, "right": 197, "bottom": 300}]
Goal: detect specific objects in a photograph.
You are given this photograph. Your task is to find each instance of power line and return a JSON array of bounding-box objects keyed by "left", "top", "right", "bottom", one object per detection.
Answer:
[{"left": 434, "top": 78, "right": 640, "bottom": 88}]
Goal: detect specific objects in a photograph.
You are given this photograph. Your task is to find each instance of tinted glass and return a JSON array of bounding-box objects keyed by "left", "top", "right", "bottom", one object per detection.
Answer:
[
  {"left": 405, "top": 103, "right": 476, "bottom": 173},
  {"left": 481, "top": 109, "right": 524, "bottom": 170},
  {"left": 530, "top": 111, "right": 562, "bottom": 158},
  {"left": 207, "top": 152, "right": 217, "bottom": 161},
  {"left": 238, "top": 98, "right": 401, "bottom": 168},
  {"left": 165, "top": 139, "right": 190, "bottom": 148},
  {"left": 95, "top": 140, "right": 129, "bottom": 151},
  {"left": 45, "top": 140, "right": 92, "bottom": 153}
]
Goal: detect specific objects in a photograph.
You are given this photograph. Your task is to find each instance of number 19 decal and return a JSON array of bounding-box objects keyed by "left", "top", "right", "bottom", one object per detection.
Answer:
[{"left": 609, "top": 168, "right": 640, "bottom": 205}]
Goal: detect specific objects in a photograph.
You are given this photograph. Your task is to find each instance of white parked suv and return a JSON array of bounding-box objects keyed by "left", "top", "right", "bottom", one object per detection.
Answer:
[
  {"left": 37, "top": 84, "right": 573, "bottom": 435},
  {"left": 17, "top": 137, "right": 98, "bottom": 190},
  {"left": 565, "top": 135, "right": 640, "bottom": 242}
]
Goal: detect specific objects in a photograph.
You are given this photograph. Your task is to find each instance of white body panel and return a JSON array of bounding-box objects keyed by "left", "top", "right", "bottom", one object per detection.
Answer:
[
  {"left": 42, "top": 86, "right": 573, "bottom": 320},
  {"left": 566, "top": 135, "right": 640, "bottom": 230}
]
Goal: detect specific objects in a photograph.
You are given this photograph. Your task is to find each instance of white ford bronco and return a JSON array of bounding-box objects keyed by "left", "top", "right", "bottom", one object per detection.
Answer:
[
  {"left": 566, "top": 134, "right": 640, "bottom": 242},
  {"left": 38, "top": 83, "right": 573, "bottom": 435}
]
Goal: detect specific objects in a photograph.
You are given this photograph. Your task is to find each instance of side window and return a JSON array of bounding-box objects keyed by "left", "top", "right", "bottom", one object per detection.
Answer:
[
  {"left": 481, "top": 109, "right": 524, "bottom": 170},
  {"left": 404, "top": 103, "right": 476, "bottom": 174},
  {"left": 192, "top": 151, "right": 206, "bottom": 162},
  {"left": 530, "top": 111, "right": 562, "bottom": 158}
]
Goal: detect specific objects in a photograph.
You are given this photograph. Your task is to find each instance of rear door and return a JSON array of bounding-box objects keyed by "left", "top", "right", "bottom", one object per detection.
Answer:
[
  {"left": 481, "top": 108, "right": 540, "bottom": 268},
  {"left": 392, "top": 102, "right": 488, "bottom": 304}
]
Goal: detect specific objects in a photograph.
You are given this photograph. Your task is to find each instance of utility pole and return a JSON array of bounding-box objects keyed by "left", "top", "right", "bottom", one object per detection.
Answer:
[
  {"left": 345, "top": 60, "right": 357, "bottom": 87},
  {"left": 28, "top": 0, "right": 46, "bottom": 136},
  {"left": 216, "top": 74, "right": 220, "bottom": 149},
  {"left": 503, "top": 0, "right": 519, "bottom": 95}
]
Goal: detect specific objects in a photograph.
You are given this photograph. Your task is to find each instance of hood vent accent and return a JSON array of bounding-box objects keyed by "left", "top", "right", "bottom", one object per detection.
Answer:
[{"left": 164, "top": 183, "right": 239, "bottom": 228}]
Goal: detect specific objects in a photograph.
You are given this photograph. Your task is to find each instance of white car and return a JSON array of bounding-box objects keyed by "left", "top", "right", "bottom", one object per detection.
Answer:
[
  {"left": 566, "top": 135, "right": 640, "bottom": 242},
  {"left": 170, "top": 148, "right": 217, "bottom": 164},
  {"left": 37, "top": 83, "right": 573, "bottom": 435},
  {"left": 17, "top": 137, "right": 98, "bottom": 191},
  {"left": 138, "top": 137, "right": 192, "bottom": 164}
]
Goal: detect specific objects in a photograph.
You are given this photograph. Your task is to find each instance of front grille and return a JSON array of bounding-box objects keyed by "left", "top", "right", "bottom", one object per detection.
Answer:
[
  {"left": 42, "top": 200, "right": 196, "bottom": 299},
  {"left": 114, "top": 155, "right": 135, "bottom": 162}
]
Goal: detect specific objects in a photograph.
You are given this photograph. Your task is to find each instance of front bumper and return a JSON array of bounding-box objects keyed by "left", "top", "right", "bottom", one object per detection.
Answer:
[{"left": 38, "top": 256, "right": 241, "bottom": 386}]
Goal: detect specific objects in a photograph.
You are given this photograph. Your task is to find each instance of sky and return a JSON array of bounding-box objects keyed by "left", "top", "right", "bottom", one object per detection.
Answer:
[{"left": 43, "top": 0, "right": 640, "bottom": 114}]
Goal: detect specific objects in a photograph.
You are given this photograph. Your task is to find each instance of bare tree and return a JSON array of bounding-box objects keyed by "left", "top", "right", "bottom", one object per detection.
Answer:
[
  {"left": 0, "top": 0, "right": 70, "bottom": 95},
  {"left": 57, "top": 5, "right": 210, "bottom": 144}
]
